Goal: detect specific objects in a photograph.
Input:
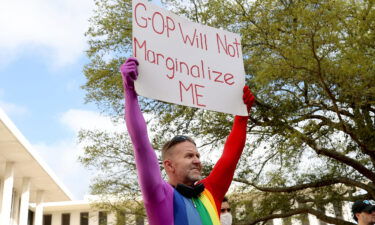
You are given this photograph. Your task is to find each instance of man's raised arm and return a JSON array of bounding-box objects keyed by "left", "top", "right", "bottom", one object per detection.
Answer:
[
  {"left": 203, "top": 86, "right": 255, "bottom": 208},
  {"left": 120, "top": 57, "right": 165, "bottom": 203}
]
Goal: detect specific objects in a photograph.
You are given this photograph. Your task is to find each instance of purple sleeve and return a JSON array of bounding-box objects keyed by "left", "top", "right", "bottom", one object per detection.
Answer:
[
  {"left": 124, "top": 83, "right": 166, "bottom": 204},
  {"left": 121, "top": 58, "right": 174, "bottom": 225}
]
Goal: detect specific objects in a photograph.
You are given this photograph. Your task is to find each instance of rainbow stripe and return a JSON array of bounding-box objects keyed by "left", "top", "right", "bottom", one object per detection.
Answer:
[{"left": 173, "top": 188, "right": 220, "bottom": 225}]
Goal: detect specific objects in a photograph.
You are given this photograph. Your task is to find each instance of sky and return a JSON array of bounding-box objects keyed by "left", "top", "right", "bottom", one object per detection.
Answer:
[{"left": 0, "top": 0, "right": 160, "bottom": 200}]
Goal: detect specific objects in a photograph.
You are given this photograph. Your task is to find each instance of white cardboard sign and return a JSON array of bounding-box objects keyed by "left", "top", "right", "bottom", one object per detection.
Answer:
[{"left": 132, "top": 0, "right": 247, "bottom": 116}]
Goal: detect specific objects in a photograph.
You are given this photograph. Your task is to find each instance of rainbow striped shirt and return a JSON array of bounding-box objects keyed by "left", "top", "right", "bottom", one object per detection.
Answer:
[{"left": 173, "top": 188, "right": 221, "bottom": 225}]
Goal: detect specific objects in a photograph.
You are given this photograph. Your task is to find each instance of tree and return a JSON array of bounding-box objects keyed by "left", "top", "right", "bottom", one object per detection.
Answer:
[
  {"left": 78, "top": 129, "right": 148, "bottom": 223},
  {"left": 81, "top": 0, "right": 375, "bottom": 224}
]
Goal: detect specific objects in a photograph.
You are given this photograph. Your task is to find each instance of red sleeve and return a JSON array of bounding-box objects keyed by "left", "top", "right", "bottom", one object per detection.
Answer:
[{"left": 201, "top": 115, "right": 248, "bottom": 213}]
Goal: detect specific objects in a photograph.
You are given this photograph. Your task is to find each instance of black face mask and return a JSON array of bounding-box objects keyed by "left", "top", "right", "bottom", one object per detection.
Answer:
[{"left": 175, "top": 183, "right": 205, "bottom": 198}]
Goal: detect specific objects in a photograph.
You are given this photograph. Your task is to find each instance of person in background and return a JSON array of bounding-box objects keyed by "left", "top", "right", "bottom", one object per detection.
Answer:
[
  {"left": 221, "top": 196, "right": 233, "bottom": 225},
  {"left": 352, "top": 200, "right": 375, "bottom": 225}
]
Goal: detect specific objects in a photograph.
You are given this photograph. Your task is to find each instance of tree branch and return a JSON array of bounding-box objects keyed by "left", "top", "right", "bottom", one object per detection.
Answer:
[
  {"left": 244, "top": 207, "right": 355, "bottom": 225},
  {"left": 253, "top": 151, "right": 279, "bottom": 181},
  {"left": 250, "top": 98, "right": 375, "bottom": 181},
  {"left": 289, "top": 113, "right": 375, "bottom": 160},
  {"left": 308, "top": 100, "right": 354, "bottom": 119},
  {"left": 234, "top": 177, "right": 375, "bottom": 197},
  {"left": 310, "top": 32, "right": 353, "bottom": 146},
  {"left": 288, "top": 125, "right": 375, "bottom": 182},
  {"left": 190, "top": 0, "right": 200, "bottom": 23}
]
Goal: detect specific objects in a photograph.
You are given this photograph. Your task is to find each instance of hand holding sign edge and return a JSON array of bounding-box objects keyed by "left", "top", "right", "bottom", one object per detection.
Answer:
[
  {"left": 243, "top": 85, "right": 255, "bottom": 114},
  {"left": 120, "top": 57, "right": 139, "bottom": 92}
]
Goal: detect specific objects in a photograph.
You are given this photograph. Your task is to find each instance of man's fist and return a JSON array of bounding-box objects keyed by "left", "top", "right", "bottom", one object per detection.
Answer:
[
  {"left": 243, "top": 86, "right": 255, "bottom": 113},
  {"left": 120, "top": 57, "right": 139, "bottom": 90}
]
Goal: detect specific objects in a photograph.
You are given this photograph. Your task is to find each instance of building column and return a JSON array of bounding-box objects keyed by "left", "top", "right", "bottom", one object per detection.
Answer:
[
  {"left": 0, "top": 179, "right": 3, "bottom": 218},
  {"left": 89, "top": 211, "right": 99, "bottom": 225},
  {"left": 72, "top": 211, "right": 80, "bottom": 225},
  {"left": 1, "top": 162, "right": 15, "bottom": 225},
  {"left": 51, "top": 212, "right": 60, "bottom": 225},
  {"left": 19, "top": 178, "right": 31, "bottom": 225},
  {"left": 297, "top": 201, "right": 310, "bottom": 225},
  {"left": 108, "top": 212, "right": 116, "bottom": 225},
  {"left": 34, "top": 190, "right": 44, "bottom": 225},
  {"left": 333, "top": 201, "right": 344, "bottom": 220}
]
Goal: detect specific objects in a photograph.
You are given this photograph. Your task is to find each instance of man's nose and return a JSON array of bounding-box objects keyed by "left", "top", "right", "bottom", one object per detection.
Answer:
[{"left": 193, "top": 156, "right": 201, "bottom": 164}]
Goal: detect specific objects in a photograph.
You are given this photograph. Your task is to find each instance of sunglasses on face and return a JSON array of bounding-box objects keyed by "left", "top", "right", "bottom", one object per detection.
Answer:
[
  {"left": 221, "top": 208, "right": 231, "bottom": 213},
  {"left": 363, "top": 200, "right": 375, "bottom": 205},
  {"left": 171, "top": 135, "right": 193, "bottom": 142}
]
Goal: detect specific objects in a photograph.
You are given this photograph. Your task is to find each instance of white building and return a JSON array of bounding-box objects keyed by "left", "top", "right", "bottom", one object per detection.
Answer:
[{"left": 0, "top": 108, "right": 131, "bottom": 225}]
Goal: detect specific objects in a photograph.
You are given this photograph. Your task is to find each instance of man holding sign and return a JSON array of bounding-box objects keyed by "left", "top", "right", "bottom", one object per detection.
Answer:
[{"left": 120, "top": 57, "right": 254, "bottom": 225}]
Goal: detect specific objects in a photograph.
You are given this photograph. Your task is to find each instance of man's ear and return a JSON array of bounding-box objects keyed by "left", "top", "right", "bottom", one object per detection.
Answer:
[
  {"left": 355, "top": 212, "right": 361, "bottom": 221},
  {"left": 163, "top": 159, "right": 174, "bottom": 173}
]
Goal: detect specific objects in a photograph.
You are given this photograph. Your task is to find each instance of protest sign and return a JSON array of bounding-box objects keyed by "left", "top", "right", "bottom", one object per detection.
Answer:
[{"left": 132, "top": 0, "right": 247, "bottom": 116}]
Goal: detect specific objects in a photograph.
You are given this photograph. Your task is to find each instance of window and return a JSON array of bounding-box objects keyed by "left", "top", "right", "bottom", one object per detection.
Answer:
[
  {"left": 28, "top": 210, "right": 34, "bottom": 225},
  {"left": 10, "top": 189, "right": 16, "bottom": 221},
  {"left": 99, "top": 211, "right": 107, "bottom": 225},
  {"left": 80, "top": 212, "right": 89, "bottom": 225},
  {"left": 43, "top": 215, "right": 52, "bottom": 225},
  {"left": 135, "top": 215, "right": 144, "bottom": 225},
  {"left": 62, "top": 213, "right": 70, "bottom": 225},
  {"left": 116, "top": 211, "right": 126, "bottom": 225}
]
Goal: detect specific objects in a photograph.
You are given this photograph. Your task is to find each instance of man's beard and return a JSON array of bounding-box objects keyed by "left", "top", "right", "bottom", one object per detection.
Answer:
[{"left": 187, "top": 170, "right": 202, "bottom": 183}]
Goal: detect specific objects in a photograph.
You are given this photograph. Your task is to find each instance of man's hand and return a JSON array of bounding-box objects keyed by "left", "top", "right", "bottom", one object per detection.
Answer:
[
  {"left": 120, "top": 57, "right": 139, "bottom": 90},
  {"left": 243, "top": 86, "right": 255, "bottom": 113}
]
